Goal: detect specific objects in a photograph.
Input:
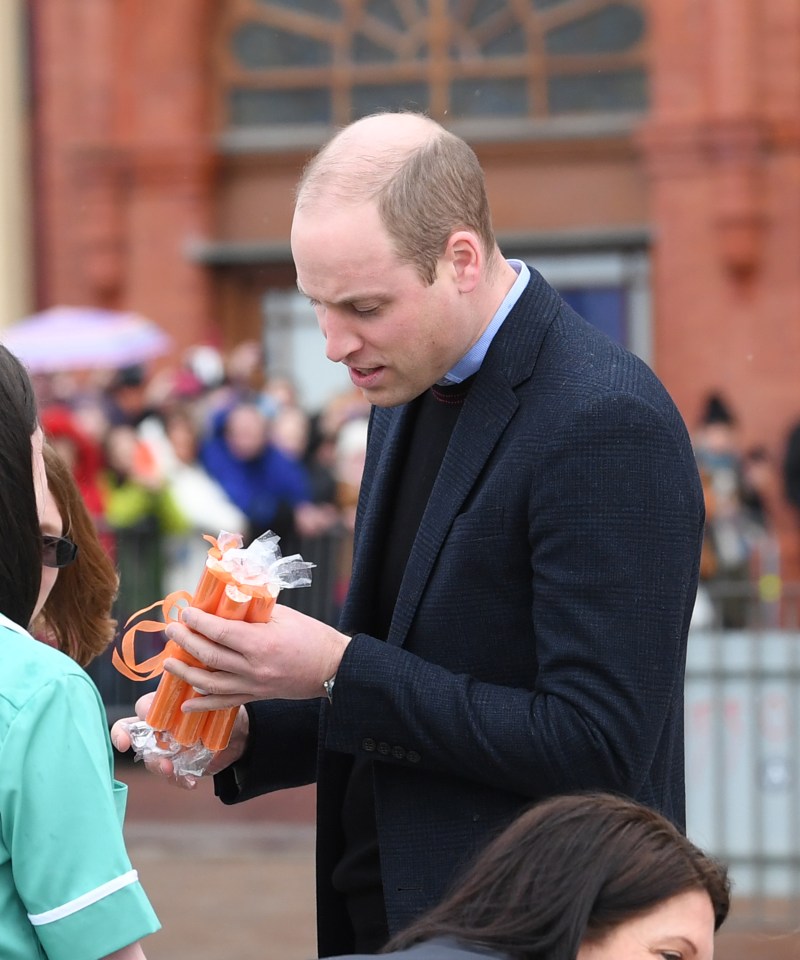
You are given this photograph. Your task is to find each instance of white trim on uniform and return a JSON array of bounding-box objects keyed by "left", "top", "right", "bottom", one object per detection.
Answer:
[{"left": 27, "top": 870, "right": 139, "bottom": 926}]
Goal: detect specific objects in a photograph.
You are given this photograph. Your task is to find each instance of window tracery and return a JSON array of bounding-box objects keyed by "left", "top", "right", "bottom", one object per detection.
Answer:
[{"left": 219, "top": 0, "right": 648, "bottom": 129}]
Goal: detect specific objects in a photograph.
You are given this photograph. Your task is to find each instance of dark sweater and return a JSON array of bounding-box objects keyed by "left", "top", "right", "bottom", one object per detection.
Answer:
[{"left": 331, "top": 381, "right": 471, "bottom": 953}]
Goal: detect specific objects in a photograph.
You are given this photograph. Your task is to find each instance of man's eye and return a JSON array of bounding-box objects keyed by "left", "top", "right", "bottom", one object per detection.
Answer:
[
  {"left": 353, "top": 305, "right": 379, "bottom": 317},
  {"left": 659, "top": 952, "right": 682, "bottom": 960}
]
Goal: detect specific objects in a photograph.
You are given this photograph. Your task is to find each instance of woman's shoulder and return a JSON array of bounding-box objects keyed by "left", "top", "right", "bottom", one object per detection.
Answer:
[{"left": 0, "top": 614, "right": 94, "bottom": 707}]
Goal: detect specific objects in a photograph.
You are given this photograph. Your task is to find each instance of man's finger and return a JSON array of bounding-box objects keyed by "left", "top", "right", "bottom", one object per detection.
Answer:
[
  {"left": 179, "top": 693, "right": 251, "bottom": 713},
  {"left": 165, "top": 620, "right": 249, "bottom": 674},
  {"left": 177, "top": 607, "right": 241, "bottom": 648},
  {"left": 134, "top": 692, "right": 156, "bottom": 720},
  {"left": 110, "top": 718, "right": 135, "bottom": 753},
  {"left": 163, "top": 657, "right": 221, "bottom": 693}
]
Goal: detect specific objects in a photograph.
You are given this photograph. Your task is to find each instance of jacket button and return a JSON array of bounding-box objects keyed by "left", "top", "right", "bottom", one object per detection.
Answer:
[
  {"left": 392, "top": 746, "right": 406, "bottom": 760},
  {"left": 407, "top": 751, "right": 421, "bottom": 763},
  {"left": 377, "top": 741, "right": 390, "bottom": 755},
  {"left": 362, "top": 738, "right": 376, "bottom": 752}
]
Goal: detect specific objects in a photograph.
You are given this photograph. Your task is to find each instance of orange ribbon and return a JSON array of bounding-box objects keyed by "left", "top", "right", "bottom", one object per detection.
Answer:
[
  {"left": 111, "top": 591, "right": 193, "bottom": 681},
  {"left": 111, "top": 534, "right": 228, "bottom": 681}
]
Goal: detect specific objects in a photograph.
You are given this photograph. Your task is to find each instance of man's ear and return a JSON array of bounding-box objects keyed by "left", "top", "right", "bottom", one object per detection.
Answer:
[{"left": 447, "top": 230, "right": 482, "bottom": 293}]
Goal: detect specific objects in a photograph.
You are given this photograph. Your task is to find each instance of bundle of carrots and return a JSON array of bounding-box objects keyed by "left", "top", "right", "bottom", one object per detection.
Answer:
[{"left": 113, "top": 530, "right": 313, "bottom": 758}]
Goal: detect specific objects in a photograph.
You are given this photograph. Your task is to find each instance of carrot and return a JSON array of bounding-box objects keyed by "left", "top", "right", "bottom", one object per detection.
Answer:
[
  {"left": 145, "top": 562, "right": 230, "bottom": 732},
  {"left": 170, "top": 689, "right": 207, "bottom": 746},
  {"left": 145, "top": 662, "right": 195, "bottom": 732},
  {"left": 246, "top": 592, "right": 276, "bottom": 623},
  {"left": 214, "top": 584, "right": 253, "bottom": 621},
  {"left": 192, "top": 562, "right": 227, "bottom": 613},
  {"left": 116, "top": 530, "right": 310, "bottom": 758},
  {"left": 198, "top": 705, "right": 239, "bottom": 752},
  {"left": 199, "top": 589, "right": 277, "bottom": 751}
]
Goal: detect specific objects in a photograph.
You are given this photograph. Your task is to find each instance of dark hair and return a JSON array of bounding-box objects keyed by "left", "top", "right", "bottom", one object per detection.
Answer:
[
  {"left": 386, "top": 792, "right": 730, "bottom": 960},
  {"left": 0, "top": 345, "right": 42, "bottom": 627},
  {"left": 700, "top": 392, "right": 736, "bottom": 427},
  {"left": 33, "top": 443, "right": 119, "bottom": 666}
]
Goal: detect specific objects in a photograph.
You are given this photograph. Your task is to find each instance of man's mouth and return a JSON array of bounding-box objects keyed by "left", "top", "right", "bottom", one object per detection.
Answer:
[{"left": 348, "top": 365, "right": 384, "bottom": 388}]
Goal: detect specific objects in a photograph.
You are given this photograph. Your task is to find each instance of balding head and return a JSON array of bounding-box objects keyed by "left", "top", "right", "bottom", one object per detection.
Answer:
[
  {"left": 294, "top": 111, "right": 498, "bottom": 285},
  {"left": 295, "top": 112, "right": 441, "bottom": 212}
]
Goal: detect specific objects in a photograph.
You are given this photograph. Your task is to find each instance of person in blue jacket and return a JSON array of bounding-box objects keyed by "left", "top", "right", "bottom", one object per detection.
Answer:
[
  {"left": 200, "top": 397, "right": 312, "bottom": 543},
  {"left": 0, "top": 344, "right": 159, "bottom": 960}
]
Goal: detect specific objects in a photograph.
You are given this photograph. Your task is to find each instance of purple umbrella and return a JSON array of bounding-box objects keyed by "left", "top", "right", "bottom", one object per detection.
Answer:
[{"left": 1, "top": 306, "right": 173, "bottom": 373}]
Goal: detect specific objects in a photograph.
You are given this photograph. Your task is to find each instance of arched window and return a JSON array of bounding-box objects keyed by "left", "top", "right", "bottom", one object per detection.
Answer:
[{"left": 218, "top": 0, "right": 648, "bottom": 130}]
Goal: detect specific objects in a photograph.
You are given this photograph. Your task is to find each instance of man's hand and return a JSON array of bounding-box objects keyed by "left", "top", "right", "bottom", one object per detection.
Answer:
[
  {"left": 160, "top": 602, "right": 350, "bottom": 712},
  {"left": 110, "top": 692, "right": 250, "bottom": 789}
]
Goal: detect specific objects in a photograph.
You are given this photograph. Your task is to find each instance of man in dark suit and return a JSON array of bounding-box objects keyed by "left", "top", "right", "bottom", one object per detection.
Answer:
[{"left": 114, "top": 112, "right": 704, "bottom": 957}]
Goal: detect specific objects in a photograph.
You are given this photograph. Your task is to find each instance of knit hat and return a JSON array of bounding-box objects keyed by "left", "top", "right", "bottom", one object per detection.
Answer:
[{"left": 700, "top": 392, "right": 736, "bottom": 427}]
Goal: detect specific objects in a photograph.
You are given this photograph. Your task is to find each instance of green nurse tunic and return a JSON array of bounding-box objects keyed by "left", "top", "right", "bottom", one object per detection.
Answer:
[{"left": 0, "top": 613, "right": 160, "bottom": 959}]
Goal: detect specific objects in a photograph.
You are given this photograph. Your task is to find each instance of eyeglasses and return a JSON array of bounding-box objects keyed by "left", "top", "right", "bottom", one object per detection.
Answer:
[{"left": 42, "top": 535, "right": 79, "bottom": 569}]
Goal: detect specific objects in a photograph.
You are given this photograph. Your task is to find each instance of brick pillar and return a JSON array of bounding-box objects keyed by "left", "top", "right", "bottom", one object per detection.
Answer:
[
  {"left": 32, "top": 0, "right": 123, "bottom": 306},
  {"left": 123, "top": 0, "right": 218, "bottom": 354},
  {"left": 639, "top": 0, "right": 800, "bottom": 577},
  {"left": 31, "top": 0, "right": 217, "bottom": 352}
]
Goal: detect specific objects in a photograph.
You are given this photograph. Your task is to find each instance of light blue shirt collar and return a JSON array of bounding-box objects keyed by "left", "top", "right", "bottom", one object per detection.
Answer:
[{"left": 437, "top": 259, "right": 530, "bottom": 386}]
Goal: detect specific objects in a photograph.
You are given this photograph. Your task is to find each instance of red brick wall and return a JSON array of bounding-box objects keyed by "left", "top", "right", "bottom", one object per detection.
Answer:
[
  {"left": 640, "top": 0, "right": 800, "bottom": 574},
  {"left": 31, "top": 0, "right": 219, "bottom": 353}
]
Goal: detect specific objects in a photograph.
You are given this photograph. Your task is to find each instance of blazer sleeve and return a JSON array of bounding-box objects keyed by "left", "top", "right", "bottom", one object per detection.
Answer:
[{"left": 214, "top": 697, "right": 321, "bottom": 803}]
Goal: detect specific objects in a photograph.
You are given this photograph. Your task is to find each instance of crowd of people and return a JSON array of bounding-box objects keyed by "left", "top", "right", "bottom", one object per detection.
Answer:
[
  {"left": 691, "top": 391, "right": 785, "bottom": 629},
  {"left": 30, "top": 339, "right": 372, "bottom": 633}
]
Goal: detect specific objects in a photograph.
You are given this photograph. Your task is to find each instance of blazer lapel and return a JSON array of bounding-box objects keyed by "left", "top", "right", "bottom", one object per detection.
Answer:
[{"left": 346, "top": 269, "right": 560, "bottom": 645}]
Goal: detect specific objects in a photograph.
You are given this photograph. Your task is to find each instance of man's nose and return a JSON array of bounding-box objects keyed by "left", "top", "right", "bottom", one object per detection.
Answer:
[{"left": 321, "top": 308, "right": 361, "bottom": 364}]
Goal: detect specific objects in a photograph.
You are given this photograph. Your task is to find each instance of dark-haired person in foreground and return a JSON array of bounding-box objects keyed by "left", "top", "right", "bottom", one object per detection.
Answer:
[
  {"left": 0, "top": 345, "right": 158, "bottom": 959},
  {"left": 334, "top": 792, "right": 730, "bottom": 960}
]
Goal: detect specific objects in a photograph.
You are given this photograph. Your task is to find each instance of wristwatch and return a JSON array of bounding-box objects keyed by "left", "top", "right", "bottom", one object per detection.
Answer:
[{"left": 322, "top": 675, "right": 336, "bottom": 704}]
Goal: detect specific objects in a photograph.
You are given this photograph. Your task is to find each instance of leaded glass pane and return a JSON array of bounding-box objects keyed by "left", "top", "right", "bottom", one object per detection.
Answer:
[
  {"left": 232, "top": 24, "right": 331, "bottom": 70},
  {"left": 548, "top": 68, "right": 647, "bottom": 114},
  {"left": 480, "top": 24, "right": 525, "bottom": 57},
  {"left": 469, "top": 0, "right": 509, "bottom": 24},
  {"left": 450, "top": 78, "right": 527, "bottom": 116},
  {"left": 545, "top": 4, "right": 645, "bottom": 56},
  {"left": 353, "top": 34, "right": 398, "bottom": 64},
  {"left": 228, "top": 88, "right": 333, "bottom": 126},
  {"left": 351, "top": 83, "right": 429, "bottom": 118},
  {"left": 254, "top": 0, "right": 342, "bottom": 21},
  {"left": 365, "top": 0, "right": 417, "bottom": 31},
  {"left": 221, "top": 0, "right": 649, "bottom": 129}
]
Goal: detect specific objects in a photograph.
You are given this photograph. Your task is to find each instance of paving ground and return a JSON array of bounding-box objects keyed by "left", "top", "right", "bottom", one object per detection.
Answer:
[{"left": 119, "top": 757, "right": 800, "bottom": 960}]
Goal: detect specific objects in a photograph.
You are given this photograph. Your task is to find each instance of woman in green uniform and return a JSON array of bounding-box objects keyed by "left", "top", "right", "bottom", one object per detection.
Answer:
[{"left": 0, "top": 344, "right": 160, "bottom": 960}]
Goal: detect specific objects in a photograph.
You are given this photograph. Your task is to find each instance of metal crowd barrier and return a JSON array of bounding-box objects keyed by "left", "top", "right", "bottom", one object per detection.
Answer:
[{"left": 686, "top": 582, "right": 800, "bottom": 928}]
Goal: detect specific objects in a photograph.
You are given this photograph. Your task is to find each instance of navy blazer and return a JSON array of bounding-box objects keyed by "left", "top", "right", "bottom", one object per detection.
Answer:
[{"left": 218, "top": 269, "right": 704, "bottom": 957}]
